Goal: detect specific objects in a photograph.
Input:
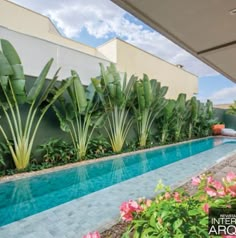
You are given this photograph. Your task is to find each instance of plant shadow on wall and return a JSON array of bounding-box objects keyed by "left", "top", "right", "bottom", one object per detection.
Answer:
[{"left": 0, "top": 39, "right": 73, "bottom": 170}]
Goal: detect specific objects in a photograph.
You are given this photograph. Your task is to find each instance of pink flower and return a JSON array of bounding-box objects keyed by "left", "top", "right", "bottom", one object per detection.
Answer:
[
  {"left": 138, "top": 197, "right": 144, "bottom": 203},
  {"left": 129, "top": 200, "right": 143, "bottom": 212},
  {"left": 83, "top": 231, "right": 100, "bottom": 238},
  {"left": 120, "top": 212, "right": 133, "bottom": 221},
  {"left": 212, "top": 180, "right": 224, "bottom": 190},
  {"left": 217, "top": 189, "right": 226, "bottom": 197},
  {"left": 164, "top": 192, "right": 171, "bottom": 199},
  {"left": 207, "top": 176, "right": 214, "bottom": 184},
  {"left": 202, "top": 203, "right": 210, "bottom": 214},
  {"left": 145, "top": 199, "right": 152, "bottom": 207},
  {"left": 120, "top": 200, "right": 143, "bottom": 222},
  {"left": 192, "top": 177, "right": 201, "bottom": 186},
  {"left": 173, "top": 192, "right": 181, "bottom": 202},
  {"left": 205, "top": 187, "right": 217, "bottom": 197},
  {"left": 226, "top": 172, "right": 236, "bottom": 183},
  {"left": 222, "top": 236, "right": 236, "bottom": 238},
  {"left": 228, "top": 184, "right": 236, "bottom": 197}
]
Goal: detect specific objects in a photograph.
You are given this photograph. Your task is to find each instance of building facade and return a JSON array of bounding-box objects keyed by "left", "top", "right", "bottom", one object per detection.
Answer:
[{"left": 0, "top": 0, "right": 198, "bottom": 99}]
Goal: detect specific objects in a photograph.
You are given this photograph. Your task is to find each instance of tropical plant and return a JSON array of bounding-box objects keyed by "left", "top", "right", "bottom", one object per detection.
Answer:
[
  {"left": 87, "top": 136, "right": 112, "bottom": 158},
  {"left": 37, "top": 138, "right": 75, "bottom": 165},
  {"left": 0, "top": 141, "right": 10, "bottom": 167},
  {"left": 159, "top": 99, "right": 175, "bottom": 144},
  {"left": 227, "top": 100, "right": 236, "bottom": 115},
  {"left": 0, "top": 39, "right": 72, "bottom": 169},
  {"left": 197, "top": 100, "right": 215, "bottom": 137},
  {"left": 121, "top": 172, "right": 236, "bottom": 237},
  {"left": 134, "top": 75, "right": 168, "bottom": 147},
  {"left": 92, "top": 63, "right": 137, "bottom": 153},
  {"left": 186, "top": 96, "right": 200, "bottom": 139},
  {"left": 53, "top": 71, "right": 103, "bottom": 160},
  {"left": 172, "top": 93, "right": 188, "bottom": 141}
]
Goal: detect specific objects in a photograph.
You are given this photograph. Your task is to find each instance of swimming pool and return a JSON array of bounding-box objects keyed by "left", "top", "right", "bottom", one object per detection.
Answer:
[{"left": 0, "top": 137, "right": 235, "bottom": 227}]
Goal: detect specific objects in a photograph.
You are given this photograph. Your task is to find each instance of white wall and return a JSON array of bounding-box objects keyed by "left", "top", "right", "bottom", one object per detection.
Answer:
[
  {"left": 0, "top": 27, "right": 110, "bottom": 84},
  {"left": 115, "top": 39, "right": 198, "bottom": 99}
]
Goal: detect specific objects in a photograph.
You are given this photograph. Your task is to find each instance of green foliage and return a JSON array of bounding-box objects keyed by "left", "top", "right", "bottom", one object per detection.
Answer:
[
  {"left": 172, "top": 93, "right": 188, "bottom": 142},
  {"left": 159, "top": 99, "right": 175, "bottom": 144},
  {"left": 186, "top": 96, "right": 199, "bottom": 139},
  {"left": 122, "top": 173, "right": 236, "bottom": 237},
  {"left": 158, "top": 96, "right": 215, "bottom": 144},
  {"left": 36, "top": 138, "right": 75, "bottom": 165},
  {"left": 197, "top": 100, "right": 215, "bottom": 137},
  {"left": 0, "top": 39, "right": 72, "bottom": 169},
  {"left": 227, "top": 100, "right": 236, "bottom": 115},
  {"left": 53, "top": 71, "right": 103, "bottom": 160},
  {"left": 134, "top": 75, "right": 168, "bottom": 147},
  {"left": 0, "top": 141, "right": 10, "bottom": 166},
  {"left": 92, "top": 63, "right": 137, "bottom": 153},
  {"left": 0, "top": 40, "right": 217, "bottom": 172},
  {"left": 87, "top": 136, "right": 113, "bottom": 158}
]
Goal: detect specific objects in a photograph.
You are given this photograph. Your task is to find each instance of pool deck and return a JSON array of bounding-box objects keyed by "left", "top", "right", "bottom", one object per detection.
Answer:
[{"left": 0, "top": 142, "right": 235, "bottom": 238}]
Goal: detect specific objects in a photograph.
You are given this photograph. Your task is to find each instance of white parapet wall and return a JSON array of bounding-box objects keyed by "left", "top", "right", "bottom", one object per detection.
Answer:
[
  {"left": 0, "top": 27, "right": 111, "bottom": 84},
  {"left": 97, "top": 38, "right": 198, "bottom": 99}
]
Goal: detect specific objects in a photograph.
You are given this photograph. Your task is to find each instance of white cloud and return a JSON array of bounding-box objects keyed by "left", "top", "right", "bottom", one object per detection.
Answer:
[
  {"left": 9, "top": 0, "right": 218, "bottom": 77},
  {"left": 199, "top": 86, "right": 236, "bottom": 104}
]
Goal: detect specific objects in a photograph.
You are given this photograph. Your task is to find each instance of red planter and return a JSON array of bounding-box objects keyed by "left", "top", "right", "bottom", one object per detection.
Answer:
[{"left": 212, "top": 124, "right": 225, "bottom": 135}]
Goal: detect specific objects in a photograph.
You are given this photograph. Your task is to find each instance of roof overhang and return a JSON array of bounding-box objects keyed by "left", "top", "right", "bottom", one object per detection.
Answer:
[{"left": 112, "top": 0, "right": 236, "bottom": 83}]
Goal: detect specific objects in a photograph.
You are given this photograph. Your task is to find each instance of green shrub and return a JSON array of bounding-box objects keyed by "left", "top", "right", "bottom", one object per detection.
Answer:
[
  {"left": 36, "top": 138, "right": 75, "bottom": 165},
  {"left": 120, "top": 173, "right": 236, "bottom": 237},
  {"left": 87, "top": 136, "right": 113, "bottom": 158}
]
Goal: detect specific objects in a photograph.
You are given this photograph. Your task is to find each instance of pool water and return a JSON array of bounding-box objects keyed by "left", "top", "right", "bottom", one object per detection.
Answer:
[{"left": 0, "top": 137, "right": 235, "bottom": 227}]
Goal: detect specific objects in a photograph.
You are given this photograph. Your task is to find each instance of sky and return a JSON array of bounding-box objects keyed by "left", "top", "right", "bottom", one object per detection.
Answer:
[{"left": 8, "top": 0, "right": 236, "bottom": 105}]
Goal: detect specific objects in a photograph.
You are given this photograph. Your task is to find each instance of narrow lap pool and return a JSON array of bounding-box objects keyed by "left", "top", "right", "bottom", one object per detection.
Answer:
[{"left": 0, "top": 137, "right": 235, "bottom": 227}]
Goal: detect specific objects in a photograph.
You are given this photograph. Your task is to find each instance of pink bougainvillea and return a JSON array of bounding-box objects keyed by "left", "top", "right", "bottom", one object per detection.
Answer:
[
  {"left": 225, "top": 171, "right": 236, "bottom": 183},
  {"left": 173, "top": 192, "right": 181, "bottom": 202},
  {"left": 164, "top": 192, "right": 171, "bottom": 199},
  {"left": 83, "top": 231, "right": 100, "bottom": 238},
  {"left": 205, "top": 187, "right": 217, "bottom": 197},
  {"left": 202, "top": 203, "right": 210, "bottom": 214},
  {"left": 222, "top": 236, "right": 236, "bottom": 238},
  {"left": 120, "top": 200, "right": 143, "bottom": 221},
  {"left": 192, "top": 176, "right": 201, "bottom": 186}
]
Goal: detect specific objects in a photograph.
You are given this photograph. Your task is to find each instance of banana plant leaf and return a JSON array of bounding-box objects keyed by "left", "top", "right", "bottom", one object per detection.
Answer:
[
  {"left": 143, "top": 74, "right": 153, "bottom": 107},
  {"left": 0, "top": 39, "right": 26, "bottom": 104},
  {"left": 0, "top": 51, "right": 13, "bottom": 76},
  {"left": 27, "top": 58, "right": 53, "bottom": 104},
  {"left": 71, "top": 70, "right": 87, "bottom": 112},
  {"left": 41, "top": 77, "right": 74, "bottom": 114},
  {"left": 36, "top": 67, "right": 61, "bottom": 108}
]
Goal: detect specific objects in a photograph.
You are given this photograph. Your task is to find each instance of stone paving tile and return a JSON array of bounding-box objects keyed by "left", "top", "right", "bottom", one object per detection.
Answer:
[
  {"left": 230, "top": 160, "right": 236, "bottom": 167},
  {"left": 221, "top": 166, "right": 234, "bottom": 173},
  {"left": 214, "top": 172, "right": 226, "bottom": 181},
  {"left": 0, "top": 143, "right": 235, "bottom": 238}
]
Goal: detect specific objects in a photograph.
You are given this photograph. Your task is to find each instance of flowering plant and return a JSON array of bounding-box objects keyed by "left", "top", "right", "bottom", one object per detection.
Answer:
[
  {"left": 120, "top": 172, "right": 236, "bottom": 237},
  {"left": 83, "top": 231, "right": 100, "bottom": 238}
]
